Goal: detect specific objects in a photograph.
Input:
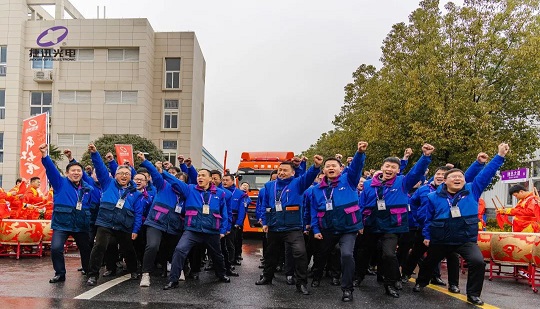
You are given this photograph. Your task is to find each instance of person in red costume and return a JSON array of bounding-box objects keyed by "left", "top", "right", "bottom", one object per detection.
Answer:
[
  {"left": 477, "top": 198, "right": 486, "bottom": 231},
  {"left": 6, "top": 178, "right": 26, "bottom": 218},
  {"left": 21, "top": 177, "right": 47, "bottom": 219},
  {"left": 497, "top": 184, "right": 540, "bottom": 233}
]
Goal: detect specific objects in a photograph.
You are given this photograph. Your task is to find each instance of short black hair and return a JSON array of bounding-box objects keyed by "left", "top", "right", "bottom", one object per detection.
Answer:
[
  {"left": 168, "top": 166, "right": 181, "bottom": 173},
  {"left": 198, "top": 168, "right": 212, "bottom": 177},
  {"left": 66, "top": 161, "right": 84, "bottom": 173},
  {"left": 137, "top": 167, "right": 149, "bottom": 175},
  {"left": 134, "top": 172, "right": 148, "bottom": 181},
  {"left": 509, "top": 184, "right": 527, "bottom": 196},
  {"left": 444, "top": 168, "right": 464, "bottom": 179},
  {"left": 383, "top": 157, "right": 401, "bottom": 166},
  {"left": 30, "top": 177, "right": 40, "bottom": 182},
  {"left": 15, "top": 178, "right": 22, "bottom": 185},
  {"left": 223, "top": 173, "right": 235, "bottom": 180},
  {"left": 178, "top": 172, "right": 189, "bottom": 182},
  {"left": 434, "top": 166, "right": 451, "bottom": 174},
  {"left": 210, "top": 170, "right": 222, "bottom": 178},
  {"left": 323, "top": 157, "right": 342, "bottom": 166},
  {"left": 279, "top": 161, "right": 295, "bottom": 170}
]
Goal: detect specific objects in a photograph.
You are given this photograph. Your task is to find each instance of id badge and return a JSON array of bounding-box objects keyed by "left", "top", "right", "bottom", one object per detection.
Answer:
[
  {"left": 202, "top": 204, "right": 210, "bottom": 215},
  {"left": 76, "top": 201, "right": 82, "bottom": 211},
  {"left": 450, "top": 206, "right": 461, "bottom": 218},
  {"left": 175, "top": 205, "right": 182, "bottom": 214},
  {"left": 326, "top": 200, "right": 333, "bottom": 211},
  {"left": 377, "top": 199, "right": 386, "bottom": 211},
  {"left": 116, "top": 198, "right": 125, "bottom": 209},
  {"left": 275, "top": 200, "right": 283, "bottom": 212}
]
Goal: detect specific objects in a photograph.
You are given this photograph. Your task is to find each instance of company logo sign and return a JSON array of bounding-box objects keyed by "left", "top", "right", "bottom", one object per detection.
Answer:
[{"left": 36, "top": 26, "right": 69, "bottom": 47}]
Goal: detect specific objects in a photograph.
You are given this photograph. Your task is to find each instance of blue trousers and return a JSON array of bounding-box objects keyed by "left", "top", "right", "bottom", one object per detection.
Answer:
[{"left": 51, "top": 230, "right": 91, "bottom": 277}]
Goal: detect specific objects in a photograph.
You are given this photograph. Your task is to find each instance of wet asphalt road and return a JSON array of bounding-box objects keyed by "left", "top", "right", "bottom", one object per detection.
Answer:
[{"left": 0, "top": 236, "right": 538, "bottom": 309}]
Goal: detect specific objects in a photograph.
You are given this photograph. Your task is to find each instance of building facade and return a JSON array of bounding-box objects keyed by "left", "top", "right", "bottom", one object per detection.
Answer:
[{"left": 0, "top": 0, "right": 206, "bottom": 187}]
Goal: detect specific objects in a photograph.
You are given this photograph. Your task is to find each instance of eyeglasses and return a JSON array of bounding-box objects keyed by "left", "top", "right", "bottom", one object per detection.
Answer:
[
  {"left": 117, "top": 172, "right": 131, "bottom": 176},
  {"left": 446, "top": 174, "right": 464, "bottom": 180}
]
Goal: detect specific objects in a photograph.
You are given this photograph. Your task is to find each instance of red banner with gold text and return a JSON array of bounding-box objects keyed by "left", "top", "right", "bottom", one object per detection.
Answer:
[
  {"left": 115, "top": 144, "right": 134, "bottom": 166},
  {"left": 20, "top": 113, "right": 49, "bottom": 194}
]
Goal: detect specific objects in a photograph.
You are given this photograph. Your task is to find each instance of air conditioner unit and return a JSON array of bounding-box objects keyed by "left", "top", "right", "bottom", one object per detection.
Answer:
[{"left": 33, "top": 70, "right": 53, "bottom": 83}]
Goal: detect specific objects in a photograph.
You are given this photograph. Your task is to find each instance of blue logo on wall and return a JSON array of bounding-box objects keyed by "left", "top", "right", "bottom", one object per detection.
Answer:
[{"left": 36, "top": 26, "right": 69, "bottom": 47}]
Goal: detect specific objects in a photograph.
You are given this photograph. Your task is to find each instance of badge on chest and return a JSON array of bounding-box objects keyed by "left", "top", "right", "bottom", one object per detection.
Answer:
[
  {"left": 450, "top": 206, "right": 461, "bottom": 218},
  {"left": 377, "top": 199, "right": 386, "bottom": 211},
  {"left": 116, "top": 198, "right": 125, "bottom": 209}
]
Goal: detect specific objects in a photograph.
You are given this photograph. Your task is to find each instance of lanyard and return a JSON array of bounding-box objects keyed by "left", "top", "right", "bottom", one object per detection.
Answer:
[
  {"left": 200, "top": 191, "right": 213, "bottom": 205},
  {"left": 75, "top": 185, "right": 85, "bottom": 203},
  {"left": 375, "top": 186, "right": 390, "bottom": 200},
  {"left": 323, "top": 187, "right": 335, "bottom": 202},
  {"left": 446, "top": 193, "right": 460, "bottom": 208},
  {"left": 118, "top": 188, "right": 130, "bottom": 200},
  {"left": 274, "top": 183, "right": 288, "bottom": 202}
]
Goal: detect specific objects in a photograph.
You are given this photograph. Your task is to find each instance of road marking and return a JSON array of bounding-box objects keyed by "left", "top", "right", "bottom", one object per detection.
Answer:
[
  {"left": 410, "top": 278, "right": 499, "bottom": 309},
  {"left": 74, "top": 274, "right": 131, "bottom": 300}
]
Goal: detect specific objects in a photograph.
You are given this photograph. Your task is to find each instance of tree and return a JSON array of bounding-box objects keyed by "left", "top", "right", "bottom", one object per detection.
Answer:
[
  {"left": 80, "top": 134, "right": 165, "bottom": 168},
  {"left": 305, "top": 0, "right": 540, "bottom": 172}
]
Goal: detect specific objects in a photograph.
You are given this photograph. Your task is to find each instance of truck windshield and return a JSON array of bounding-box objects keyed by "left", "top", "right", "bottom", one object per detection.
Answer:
[{"left": 238, "top": 173, "right": 271, "bottom": 191}]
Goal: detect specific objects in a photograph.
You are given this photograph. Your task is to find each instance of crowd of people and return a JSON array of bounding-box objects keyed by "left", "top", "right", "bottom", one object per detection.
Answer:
[
  {"left": 0, "top": 176, "right": 53, "bottom": 221},
  {"left": 8, "top": 140, "right": 540, "bottom": 305}
]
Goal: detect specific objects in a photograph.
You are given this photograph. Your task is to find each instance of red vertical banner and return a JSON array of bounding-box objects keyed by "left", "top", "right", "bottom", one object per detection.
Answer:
[
  {"left": 20, "top": 113, "right": 49, "bottom": 194},
  {"left": 115, "top": 144, "right": 134, "bottom": 166}
]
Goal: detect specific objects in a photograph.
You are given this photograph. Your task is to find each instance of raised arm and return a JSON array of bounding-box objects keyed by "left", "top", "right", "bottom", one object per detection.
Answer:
[
  {"left": 89, "top": 144, "right": 111, "bottom": 188},
  {"left": 139, "top": 153, "right": 165, "bottom": 191},
  {"left": 464, "top": 152, "right": 488, "bottom": 183},
  {"left": 39, "top": 144, "right": 63, "bottom": 191},
  {"left": 403, "top": 144, "right": 434, "bottom": 192},
  {"left": 471, "top": 144, "right": 508, "bottom": 199},
  {"left": 346, "top": 142, "right": 368, "bottom": 188},
  {"left": 162, "top": 169, "right": 189, "bottom": 199},
  {"left": 294, "top": 155, "right": 323, "bottom": 193}
]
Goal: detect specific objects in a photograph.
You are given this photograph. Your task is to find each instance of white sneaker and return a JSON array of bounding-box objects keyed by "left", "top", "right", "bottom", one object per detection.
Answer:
[
  {"left": 140, "top": 273, "right": 150, "bottom": 287},
  {"left": 167, "top": 262, "right": 172, "bottom": 272},
  {"left": 179, "top": 270, "right": 185, "bottom": 281},
  {"left": 518, "top": 270, "right": 530, "bottom": 279}
]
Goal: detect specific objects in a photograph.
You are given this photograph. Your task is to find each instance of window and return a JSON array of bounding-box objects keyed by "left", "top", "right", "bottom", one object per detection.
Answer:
[
  {"left": 0, "top": 175, "right": 3, "bottom": 187},
  {"left": 32, "top": 56, "right": 53, "bottom": 69},
  {"left": 57, "top": 134, "right": 90, "bottom": 146},
  {"left": 75, "top": 49, "right": 94, "bottom": 61},
  {"left": 0, "top": 46, "right": 6, "bottom": 76},
  {"left": 0, "top": 132, "right": 3, "bottom": 163},
  {"left": 30, "top": 91, "right": 52, "bottom": 115},
  {"left": 107, "top": 48, "right": 139, "bottom": 62},
  {"left": 163, "top": 99, "right": 179, "bottom": 129},
  {"left": 163, "top": 152, "right": 177, "bottom": 166},
  {"left": 165, "top": 58, "right": 181, "bottom": 89},
  {"left": 163, "top": 140, "right": 178, "bottom": 150},
  {"left": 104, "top": 91, "right": 137, "bottom": 104},
  {"left": 0, "top": 89, "right": 4, "bottom": 119},
  {"left": 59, "top": 90, "right": 91, "bottom": 104}
]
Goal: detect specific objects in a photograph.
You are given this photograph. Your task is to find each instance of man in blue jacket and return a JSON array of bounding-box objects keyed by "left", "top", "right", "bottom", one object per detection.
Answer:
[
  {"left": 255, "top": 155, "right": 323, "bottom": 296},
  {"left": 39, "top": 144, "right": 93, "bottom": 284},
  {"left": 86, "top": 144, "right": 144, "bottom": 286},
  {"left": 413, "top": 143, "right": 509, "bottom": 306},
  {"left": 357, "top": 144, "right": 434, "bottom": 298},
  {"left": 162, "top": 168, "right": 231, "bottom": 289},
  {"left": 310, "top": 142, "right": 368, "bottom": 302},
  {"left": 222, "top": 173, "right": 248, "bottom": 265}
]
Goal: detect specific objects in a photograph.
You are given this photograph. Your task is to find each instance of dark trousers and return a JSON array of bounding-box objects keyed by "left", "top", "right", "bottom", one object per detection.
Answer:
[
  {"left": 220, "top": 236, "right": 232, "bottom": 271},
  {"left": 357, "top": 233, "right": 400, "bottom": 285},
  {"left": 285, "top": 242, "right": 295, "bottom": 276},
  {"left": 169, "top": 230, "right": 226, "bottom": 282},
  {"left": 402, "top": 229, "right": 459, "bottom": 280},
  {"left": 234, "top": 228, "right": 243, "bottom": 258},
  {"left": 51, "top": 230, "right": 91, "bottom": 277},
  {"left": 396, "top": 229, "right": 416, "bottom": 267},
  {"left": 88, "top": 227, "right": 137, "bottom": 278},
  {"left": 313, "top": 232, "right": 356, "bottom": 290},
  {"left": 263, "top": 230, "right": 308, "bottom": 285},
  {"left": 134, "top": 225, "right": 148, "bottom": 267},
  {"left": 225, "top": 231, "right": 236, "bottom": 264},
  {"left": 142, "top": 226, "right": 180, "bottom": 273},
  {"left": 416, "top": 242, "right": 485, "bottom": 297}
]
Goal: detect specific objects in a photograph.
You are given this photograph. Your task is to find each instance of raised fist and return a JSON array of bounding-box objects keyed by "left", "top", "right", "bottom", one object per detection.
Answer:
[
  {"left": 422, "top": 144, "right": 435, "bottom": 156},
  {"left": 313, "top": 155, "right": 323, "bottom": 167},
  {"left": 39, "top": 144, "right": 48, "bottom": 156},
  {"left": 63, "top": 149, "right": 72, "bottom": 159},
  {"left": 358, "top": 141, "right": 368, "bottom": 153},
  {"left": 177, "top": 155, "right": 184, "bottom": 164},
  {"left": 498, "top": 143, "right": 510, "bottom": 157},
  {"left": 137, "top": 152, "right": 146, "bottom": 161},
  {"left": 335, "top": 154, "right": 343, "bottom": 161},
  {"left": 347, "top": 157, "right": 353, "bottom": 164},
  {"left": 477, "top": 152, "right": 489, "bottom": 164},
  {"left": 403, "top": 148, "right": 413, "bottom": 159},
  {"left": 105, "top": 152, "right": 114, "bottom": 162},
  {"left": 88, "top": 144, "right": 97, "bottom": 153}
]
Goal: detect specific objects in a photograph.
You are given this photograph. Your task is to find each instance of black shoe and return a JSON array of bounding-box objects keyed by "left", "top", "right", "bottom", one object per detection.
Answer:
[
  {"left": 296, "top": 284, "right": 311, "bottom": 295},
  {"left": 204, "top": 265, "right": 214, "bottom": 271},
  {"left": 130, "top": 272, "right": 139, "bottom": 280},
  {"left": 286, "top": 276, "right": 296, "bottom": 285},
  {"left": 430, "top": 277, "right": 446, "bottom": 286},
  {"left": 311, "top": 279, "right": 320, "bottom": 287},
  {"left": 86, "top": 277, "right": 97, "bottom": 286},
  {"left": 260, "top": 258, "right": 264, "bottom": 262},
  {"left": 187, "top": 273, "right": 199, "bottom": 280},
  {"left": 412, "top": 283, "right": 423, "bottom": 292},
  {"left": 342, "top": 290, "right": 353, "bottom": 302},
  {"left": 385, "top": 284, "right": 400, "bottom": 298},
  {"left": 218, "top": 276, "right": 231, "bottom": 283},
  {"left": 81, "top": 270, "right": 87, "bottom": 276},
  {"left": 401, "top": 274, "right": 410, "bottom": 283},
  {"left": 232, "top": 260, "right": 242, "bottom": 266},
  {"left": 331, "top": 277, "right": 340, "bottom": 286},
  {"left": 77, "top": 267, "right": 83, "bottom": 271},
  {"left": 102, "top": 270, "right": 117, "bottom": 277},
  {"left": 49, "top": 275, "right": 65, "bottom": 283},
  {"left": 448, "top": 285, "right": 460, "bottom": 294},
  {"left": 353, "top": 279, "right": 360, "bottom": 287},
  {"left": 467, "top": 295, "right": 484, "bottom": 306},
  {"left": 163, "top": 281, "right": 179, "bottom": 290},
  {"left": 394, "top": 281, "right": 403, "bottom": 290},
  {"left": 227, "top": 270, "right": 239, "bottom": 277},
  {"left": 367, "top": 267, "right": 376, "bottom": 276},
  {"left": 236, "top": 256, "right": 243, "bottom": 261},
  {"left": 230, "top": 265, "right": 236, "bottom": 271},
  {"left": 258, "top": 264, "right": 265, "bottom": 269},
  {"left": 255, "top": 276, "right": 272, "bottom": 285}
]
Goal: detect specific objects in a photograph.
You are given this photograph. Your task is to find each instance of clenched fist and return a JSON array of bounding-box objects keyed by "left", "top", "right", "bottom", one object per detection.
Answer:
[
  {"left": 313, "top": 155, "right": 323, "bottom": 168},
  {"left": 422, "top": 144, "right": 435, "bottom": 156},
  {"left": 358, "top": 141, "right": 368, "bottom": 153},
  {"left": 477, "top": 152, "right": 489, "bottom": 164},
  {"left": 498, "top": 143, "right": 510, "bottom": 157}
]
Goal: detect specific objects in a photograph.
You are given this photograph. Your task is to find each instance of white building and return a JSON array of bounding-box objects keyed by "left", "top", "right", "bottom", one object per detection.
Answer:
[{"left": 0, "top": 0, "right": 207, "bottom": 186}]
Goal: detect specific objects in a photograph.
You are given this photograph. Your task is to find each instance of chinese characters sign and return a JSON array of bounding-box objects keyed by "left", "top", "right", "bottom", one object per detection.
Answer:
[
  {"left": 20, "top": 113, "right": 48, "bottom": 193},
  {"left": 30, "top": 26, "right": 75, "bottom": 62},
  {"left": 115, "top": 144, "right": 134, "bottom": 166},
  {"left": 500, "top": 168, "right": 529, "bottom": 183}
]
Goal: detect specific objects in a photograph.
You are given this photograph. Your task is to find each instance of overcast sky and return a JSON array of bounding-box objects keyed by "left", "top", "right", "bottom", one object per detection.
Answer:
[{"left": 67, "top": 0, "right": 453, "bottom": 171}]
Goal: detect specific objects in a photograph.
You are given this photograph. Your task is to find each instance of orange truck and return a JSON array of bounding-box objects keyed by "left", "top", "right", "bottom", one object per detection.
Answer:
[{"left": 236, "top": 151, "right": 295, "bottom": 233}]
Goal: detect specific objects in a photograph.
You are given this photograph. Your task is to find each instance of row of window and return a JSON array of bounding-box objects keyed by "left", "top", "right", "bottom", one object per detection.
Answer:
[
  {"left": 0, "top": 46, "right": 6, "bottom": 76},
  {"left": 27, "top": 91, "right": 180, "bottom": 129},
  {"left": 32, "top": 48, "right": 139, "bottom": 69}
]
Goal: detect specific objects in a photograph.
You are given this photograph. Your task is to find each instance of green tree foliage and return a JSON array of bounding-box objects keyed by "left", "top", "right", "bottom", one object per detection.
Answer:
[
  {"left": 304, "top": 0, "right": 540, "bottom": 172},
  {"left": 80, "top": 134, "right": 164, "bottom": 168}
]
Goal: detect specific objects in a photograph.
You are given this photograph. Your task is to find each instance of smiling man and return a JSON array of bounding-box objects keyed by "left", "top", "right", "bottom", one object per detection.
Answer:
[{"left": 39, "top": 144, "right": 93, "bottom": 284}]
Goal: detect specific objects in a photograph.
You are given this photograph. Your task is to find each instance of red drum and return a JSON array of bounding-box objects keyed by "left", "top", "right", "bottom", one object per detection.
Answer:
[
  {"left": 477, "top": 231, "right": 495, "bottom": 260},
  {"left": 0, "top": 219, "right": 44, "bottom": 244},
  {"left": 490, "top": 233, "right": 537, "bottom": 265},
  {"left": 40, "top": 220, "right": 53, "bottom": 243},
  {"left": 532, "top": 236, "right": 540, "bottom": 266}
]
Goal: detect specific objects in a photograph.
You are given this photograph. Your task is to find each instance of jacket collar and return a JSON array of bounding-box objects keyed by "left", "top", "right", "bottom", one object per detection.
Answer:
[
  {"left": 370, "top": 173, "right": 396, "bottom": 187},
  {"left": 319, "top": 175, "right": 340, "bottom": 188},
  {"left": 196, "top": 183, "right": 217, "bottom": 193}
]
